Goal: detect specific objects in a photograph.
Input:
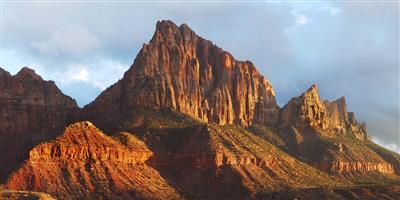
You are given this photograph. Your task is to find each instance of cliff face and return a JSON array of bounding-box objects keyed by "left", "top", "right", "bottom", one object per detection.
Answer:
[
  {"left": 83, "top": 20, "right": 279, "bottom": 129},
  {"left": 279, "top": 84, "right": 369, "bottom": 140},
  {"left": 6, "top": 121, "right": 182, "bottom": 200},
  {"left": 0, "top": 67, "right": 78, "bottom": 135}
]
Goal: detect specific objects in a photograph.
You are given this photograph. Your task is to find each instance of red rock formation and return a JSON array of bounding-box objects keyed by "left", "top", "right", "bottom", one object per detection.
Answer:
[
  {"left": 83, "top": 20, "right": 279, "bottom": 130},
  {"left": 0, "top": 67, "right": 79, "bottom": 183},
  {"left": 280, "top": 84, "right": 369, "bottom": 140},
  {"left": 324, "top": 97, "right": 369, "bottom": 140},
  {"left": 6, "top": 121, "right": 182, "bottom": 200},
  {"left": 0, "top": 67, "right": 78, "bottom": 135},
  {"left": 280, "top": 84, "right": 328, "bottom": 129},
  {"left": 28, "top": 121, "right": 152, "bottom": 164},
  {"left": 318, "top": 161, "right": 395, "bottom": 174}
]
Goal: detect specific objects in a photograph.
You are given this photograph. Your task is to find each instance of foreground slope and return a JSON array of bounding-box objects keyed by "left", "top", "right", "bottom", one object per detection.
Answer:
[{"left": 6, "top": 121, "right": 182, "bottom": 200}]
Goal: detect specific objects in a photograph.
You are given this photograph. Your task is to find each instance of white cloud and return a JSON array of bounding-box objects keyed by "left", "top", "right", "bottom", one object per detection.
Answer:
[
  {"left": 56, "top": 59, "right": 128, "bottom": 91},
  {"left": 70, "top": 68, "right": 89, "bottom": 82},
  {"left": 295, "top": 14, "right": 309, "bottom": 27},
  {"left": 330, "top": 8, "right": 341, "bottom": 15},
  {"left": 372, "top": 136, "right": 400, "bottom": 153},
  {"left": 30, "top": 26, "right": 100, "bottom": 57}
]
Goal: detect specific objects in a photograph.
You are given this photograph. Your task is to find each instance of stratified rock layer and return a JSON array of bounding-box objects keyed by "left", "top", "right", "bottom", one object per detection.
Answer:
[
  {"left": 6, "top": 121, "right": 182, "bottom": 200},
  {"left": 83, "top": 20, "right": 279, "bottom": 130},
  {"left": 28, "top": 121, "right": 152, "bottom": 164},
  {"left": 318, "top": 161, "right": 394, "bottom": 174}
]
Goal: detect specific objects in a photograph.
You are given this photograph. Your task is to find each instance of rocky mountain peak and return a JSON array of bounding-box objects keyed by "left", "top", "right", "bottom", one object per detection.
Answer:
[
  {"left": 0, "top": 67, "right": 78, "bottom": 136},
  {"left": 302, "top": 84, "right": 321, "bottom": 100},
  {"left": 15, "top": 67, "right": 42, "bottom": 80},
  {"left": 280, "top": 84, "right": 327, "bottom": 129},
  {"left": 83, "top": 20, "right": 279, "bottom": 129},
  {"left": 280, "top": 84, "right": 369, "bottom": 140}
]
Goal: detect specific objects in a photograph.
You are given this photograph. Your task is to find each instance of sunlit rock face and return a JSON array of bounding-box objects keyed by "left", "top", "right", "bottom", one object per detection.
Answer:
[
  {"left": 6, "top": 121, "right": 182, "bottom": 200},
  {"left": 279, "top": 84, "right": 369, "bottom": 140},
  {"left": 0, "top": 67, "right": 78, "bottom": 136},
  {"left": 318, "top": 161, "right": 395, "bottom": 174},
  {"left": 82, "top": 20, "right": 279, "bottom": 129}
]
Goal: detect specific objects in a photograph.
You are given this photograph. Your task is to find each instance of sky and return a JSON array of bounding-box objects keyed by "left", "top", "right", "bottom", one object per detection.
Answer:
[{"left": 0, "top": 1, "right": 399, "bottom": 152}]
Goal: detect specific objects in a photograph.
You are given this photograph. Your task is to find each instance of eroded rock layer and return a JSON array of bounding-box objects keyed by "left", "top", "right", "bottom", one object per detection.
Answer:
[
  {"left": 6, "top": 121, "right": 182, "bottom": 200},
  {"left": 318, "top": 161, "right": 395, "bottom": 174},
  {"left": 83, "top": 20, "right": 279, "bottom": 129}
]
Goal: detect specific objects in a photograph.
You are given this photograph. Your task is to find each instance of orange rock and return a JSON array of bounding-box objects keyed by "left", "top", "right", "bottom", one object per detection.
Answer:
[
  {"left": 82, "top": 20, "right": 279, "bottom": 130},
  {"left": 280, "top": 84, "right": 369, "bottom": 140}
]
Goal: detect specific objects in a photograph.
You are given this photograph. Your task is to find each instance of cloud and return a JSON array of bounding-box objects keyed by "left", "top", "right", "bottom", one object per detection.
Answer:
[
  {"left": 70, "top": 68, "right": 89, "bottom": 82},
  {"left": 372, "top": 137, "right": 400, "bottom": 153},
  {"left": 294, "top": 14, "right": 309, "bottom": 26},
  {"left": 30, "top": 26, "right": 101, "bottom": 57},
  {"left": 55, "top": 59, "right": 128, "bottom": 91}
]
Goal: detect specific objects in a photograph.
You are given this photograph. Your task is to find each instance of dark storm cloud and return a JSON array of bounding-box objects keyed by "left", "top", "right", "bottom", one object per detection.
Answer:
[{"left": 1, "top": 1, "right": 398, "bottom": 151}]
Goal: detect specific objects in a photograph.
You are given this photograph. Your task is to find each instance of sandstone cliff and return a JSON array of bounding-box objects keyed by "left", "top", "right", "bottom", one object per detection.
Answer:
[
  {"left": 0, "top": 67, "right": 78, "bottom": 135},
  {"left": 6, "top": 121, "right": 182, "bottom": 200},
  {"left": 318, "top": 161, "right": 394, "bottom": 174},
  {"left": 83, "top": 20, "right": 279, "bottom": 130}
]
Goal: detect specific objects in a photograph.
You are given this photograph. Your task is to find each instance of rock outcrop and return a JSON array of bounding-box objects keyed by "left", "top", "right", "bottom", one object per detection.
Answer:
[
  {"left": 83, "top": 20, "right": 279, "bottom": 130},
  {"left": 318, "top": 161, "right": 395, "bottom": 174},
  {"left": 6, "top": 121, "right": 182, "bottom": 200},
  {"left": 28, "top": 121, "right": 152, "bottom": 164},
  {"left": 324, "top": 97, "right": 369, "bottom": 140},
  {"left": 280, "top": 84, "right": 369, "bottom": 140},
  {"left": 0, "top": 67, "right": 78, "bottom": 135}
]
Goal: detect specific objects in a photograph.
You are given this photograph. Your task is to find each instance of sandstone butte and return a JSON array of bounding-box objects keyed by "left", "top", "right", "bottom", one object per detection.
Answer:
[{"left": 1, "top": 20, "right": 400, "bottom": 200}]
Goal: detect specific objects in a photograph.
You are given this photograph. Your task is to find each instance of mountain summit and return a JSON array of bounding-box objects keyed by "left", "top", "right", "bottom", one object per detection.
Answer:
[{"left": 83, "top": 20, "right": 279, "bottom": 130}]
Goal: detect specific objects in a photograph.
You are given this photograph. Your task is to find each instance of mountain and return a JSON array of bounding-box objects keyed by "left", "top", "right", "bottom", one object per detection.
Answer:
[
  {"left": 1, "top": 20, "right": 399, "bottom": 199},
  {"left": 279, "top": 84, "right": 368, "bottom": 140},
  {"left": 275, "top": 84, "right": 397, "bottom": 175},
  {"left": 0, "top": 67, "right": 78, "bottom": 182},
  {"left": 82, "top": 20, "right": 279, "bottom": 132},
  {"left": 0, "top": 67, "right": 78, "bottom": 135}
]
